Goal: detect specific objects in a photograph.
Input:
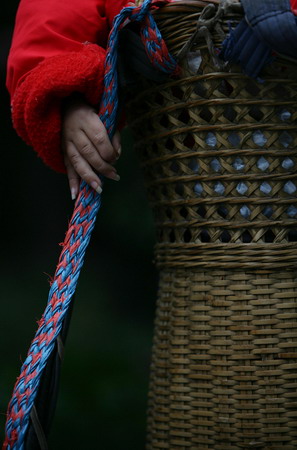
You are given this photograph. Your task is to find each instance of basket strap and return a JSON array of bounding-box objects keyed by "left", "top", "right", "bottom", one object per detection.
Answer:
[{"left": 119, "top": 28, "right": 174, "bottom": 84}]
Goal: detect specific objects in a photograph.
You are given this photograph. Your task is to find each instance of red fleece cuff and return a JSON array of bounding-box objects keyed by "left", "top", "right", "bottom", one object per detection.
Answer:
[{"left": 11, "top": 43, "right": 106, "bottom": 173}]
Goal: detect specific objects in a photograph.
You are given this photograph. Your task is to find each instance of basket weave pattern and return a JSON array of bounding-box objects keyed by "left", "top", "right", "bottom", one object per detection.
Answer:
[
  {"left": 127, "top": 2, "right": 297, "bottom": 448},
  {"left": 147, "top": 269, "right": 297, "bottom": 449},
  {"left": 129, "top": 51, "right": 297, "bottom": 269}
]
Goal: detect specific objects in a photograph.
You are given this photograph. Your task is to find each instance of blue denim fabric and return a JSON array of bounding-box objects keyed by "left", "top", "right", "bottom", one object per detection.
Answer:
[
  {"left": 220, "top": 0, "right": 297, "bottom": 77},
  {"left": 242, "top": 0, "right": 297, "bottom": 56}
]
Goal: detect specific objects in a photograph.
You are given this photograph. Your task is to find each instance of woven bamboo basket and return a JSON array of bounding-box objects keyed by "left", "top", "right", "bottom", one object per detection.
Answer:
[{"left": 126, "top": 1, "right": 297, "bottom": 448}]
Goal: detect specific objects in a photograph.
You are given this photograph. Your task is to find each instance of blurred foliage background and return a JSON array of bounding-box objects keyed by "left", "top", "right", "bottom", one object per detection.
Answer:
[{"left": 0, "top": 3, "right": 158, "bottom": 448}]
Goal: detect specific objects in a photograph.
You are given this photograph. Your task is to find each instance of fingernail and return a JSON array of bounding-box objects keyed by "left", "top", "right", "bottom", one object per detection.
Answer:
[
  {"left": 116, "top": 146, "right": 122, "bottom": 159},
  {"left": 91, "top": 181, "right": 102, "bottom": 194},
  {"left": 109, "top": 173, "right": 120, "bottom": 182},
  {"left": 71, "top": 188, "right": 77, "bottom": 201}
]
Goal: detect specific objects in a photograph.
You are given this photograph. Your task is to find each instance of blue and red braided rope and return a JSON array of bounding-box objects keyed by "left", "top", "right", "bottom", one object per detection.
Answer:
[
  {"left": 3, "top": 1, "right": 178, "bottom": 448},
  {"left": 3, "top": 183, "right": 101, "bottom": 449},
  {"left": 100, "top": 0, "right": 179, "bottom": 136}
]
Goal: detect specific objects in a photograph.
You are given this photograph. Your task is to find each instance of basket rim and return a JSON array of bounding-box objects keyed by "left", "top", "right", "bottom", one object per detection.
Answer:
[{"left": 153, "top": 0, "right": 221, "bottom": 14}]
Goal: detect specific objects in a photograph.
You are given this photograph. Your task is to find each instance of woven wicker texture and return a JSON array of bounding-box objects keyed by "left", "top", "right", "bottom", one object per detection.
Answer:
[
  {"left": 126, "top": 1, "right": 297, "bottom": 448},
  {"left": 148, "top": 269, "right": 297, "bottom": 449},
  {"left": 128, "top": 1, "right": 297, "bottom": 269}
]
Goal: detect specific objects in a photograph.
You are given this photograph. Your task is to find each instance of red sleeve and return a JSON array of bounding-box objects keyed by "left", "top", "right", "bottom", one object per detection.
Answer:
[
  {"left": 6, "top": 0, "right": 129, "bottom": 172},
  {"left": 291, "top": 0, "right": 297, "bottom": 14}
]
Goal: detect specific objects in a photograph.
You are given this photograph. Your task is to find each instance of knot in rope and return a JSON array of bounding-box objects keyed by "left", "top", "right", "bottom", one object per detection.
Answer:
[{"left": 3, "top": 1, "right": 177, "bottom": 448}]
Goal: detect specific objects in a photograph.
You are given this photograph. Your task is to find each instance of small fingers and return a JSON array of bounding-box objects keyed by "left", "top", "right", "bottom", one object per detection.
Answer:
[
  {"left": 112, "top": 130, "right": 121, "bottom": 159},
  {"left": 84, "top": 114, "right": 120, "bottom": 163},
  {"left": 73, "top": 131, "right": 119, "bottom": 181},
  {"left": 66, "top": 141, "right": 103, "bottom": 194},
  {"left": 64, "top": 154, "right": 80, "bottom": 200},
  {"left": 62, "top": 100, "right": 121, "bottom": 192}
]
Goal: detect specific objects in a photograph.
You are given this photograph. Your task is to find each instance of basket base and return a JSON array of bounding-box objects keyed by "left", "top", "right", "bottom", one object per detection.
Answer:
[{"left": 146, "top": 268, "right": 297, "bottom": 449}]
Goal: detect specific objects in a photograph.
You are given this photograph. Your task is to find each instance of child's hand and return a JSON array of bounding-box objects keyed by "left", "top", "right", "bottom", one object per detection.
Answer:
[{"left": 62, "top": 96, "right": 121, "bottom": 200}]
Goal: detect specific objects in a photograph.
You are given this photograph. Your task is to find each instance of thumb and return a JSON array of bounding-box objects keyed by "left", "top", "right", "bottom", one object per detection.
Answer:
[{"left": 112, "top": 130, "right": 121, "bottom": 158}]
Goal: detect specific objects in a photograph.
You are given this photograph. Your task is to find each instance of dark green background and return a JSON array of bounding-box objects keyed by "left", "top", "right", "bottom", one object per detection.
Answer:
[{"left": 1, "top": 3, "right": 157, "bottom": 448}]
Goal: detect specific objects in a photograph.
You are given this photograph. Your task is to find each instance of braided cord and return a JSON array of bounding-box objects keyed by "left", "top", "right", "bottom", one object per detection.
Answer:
[
  {"left": 3, "top": 182, "right": 101, "bottom": 450},
  {"left": 100, "top": 0, "right": 178, "bottom": 136},
  {"left": 3, "top": 1, "right": 177, "bottom": 448}
]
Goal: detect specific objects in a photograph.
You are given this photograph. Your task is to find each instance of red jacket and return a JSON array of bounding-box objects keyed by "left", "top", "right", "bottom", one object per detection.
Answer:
[{"left": 7, "top": 0, "right": 129, "bottom": 172}]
